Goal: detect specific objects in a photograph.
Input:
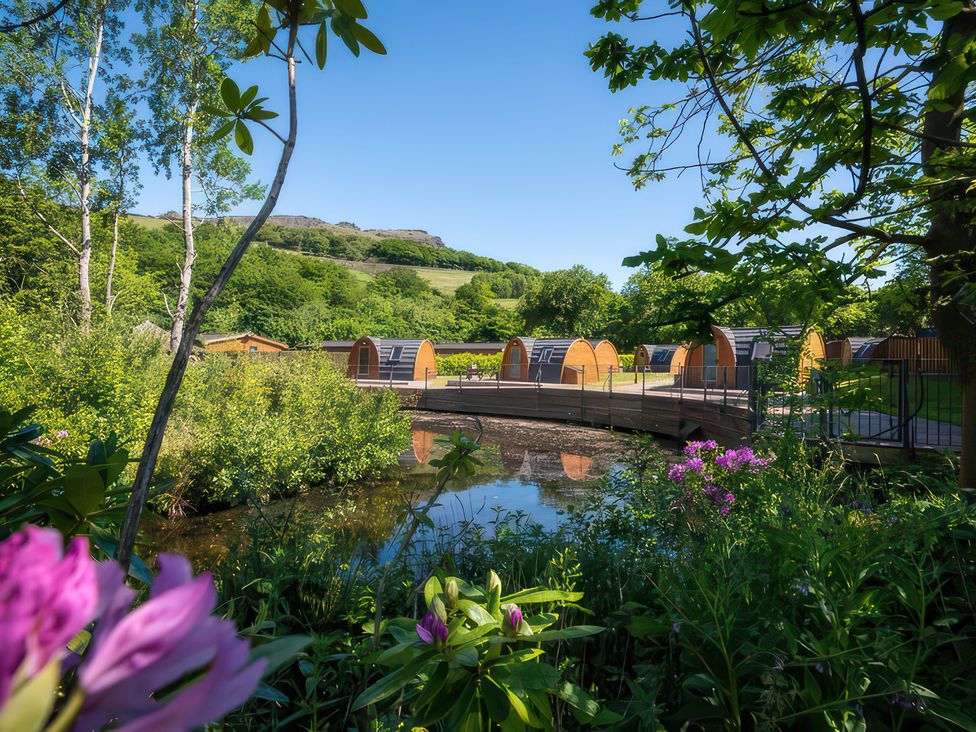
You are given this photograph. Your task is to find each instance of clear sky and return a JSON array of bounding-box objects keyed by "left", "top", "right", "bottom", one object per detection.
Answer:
[{"left": 135, "top": 2, "right": 705, "bottom": 287}]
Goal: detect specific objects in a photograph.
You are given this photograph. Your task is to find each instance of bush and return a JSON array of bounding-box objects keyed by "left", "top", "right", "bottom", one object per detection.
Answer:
[
  {"left": 435, "top": 352, "right": 503, "bottom": 377},
  {"left": 157, "top": 353, "right": 410, "bottom": 510}
]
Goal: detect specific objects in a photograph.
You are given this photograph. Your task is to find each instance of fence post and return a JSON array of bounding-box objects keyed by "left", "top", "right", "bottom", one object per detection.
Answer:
[
  {"left": 900, "top": 359, "right": 913, "bottom": 450},
  {"left": 642, "top": 367, "right": 646, "bottom": 397},
  {"left": 609, "top": 367, "right": 613, "bottom": 396},
  {"left": 722, "top": 367, "right": 728, "bottom": 411},
  {"left": 749, "top": 366, "right": 761, "bottom": 431},
  {"left": 424, "top": 367, "right": 428, "bottom": 391},
  {"left": 679, "top": 365, "right": 684, "bottom": 402}
]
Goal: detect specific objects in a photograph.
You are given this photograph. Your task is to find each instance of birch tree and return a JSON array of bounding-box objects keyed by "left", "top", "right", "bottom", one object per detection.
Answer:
[
  {"left": 0, "top": 0, "right": 124, "bottom": 329},
  {"left": 136, "top": 0, "right": 262, "bottom": 352},
  {"left": 116, "top": 0, "right": 388, "bottom": 568}
]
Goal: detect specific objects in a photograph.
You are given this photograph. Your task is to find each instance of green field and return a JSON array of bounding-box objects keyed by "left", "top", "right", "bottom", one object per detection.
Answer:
[
  {"left": 410, "top": 267, "right": 475, "bottom": 295},
  {"left": 128, "top": 213, "right": 173, "bottom": 230}
]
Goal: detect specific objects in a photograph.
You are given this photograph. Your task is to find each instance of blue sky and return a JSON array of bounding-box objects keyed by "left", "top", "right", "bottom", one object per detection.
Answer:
[{"left": 135, "top": 2, "right": 704, "bottom": 287}]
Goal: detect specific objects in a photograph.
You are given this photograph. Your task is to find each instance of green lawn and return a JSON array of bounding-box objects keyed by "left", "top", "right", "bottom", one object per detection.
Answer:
[{"left": 834, "top": 372, "right": 962, "bottom": 426}]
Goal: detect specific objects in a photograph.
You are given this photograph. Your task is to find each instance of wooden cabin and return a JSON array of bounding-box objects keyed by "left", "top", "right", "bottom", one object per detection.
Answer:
[
  {"left": 316, "top": 340, "right": 356, "bottom": 354},
  {"left": 634, "top": 344, "right": 689, "bottom": 374},
  {"left": 500, "top": 337, "right": 600, "bottom": 385},
  {"left": 347, "top": 337, "right": 437, "bottom": 381},
  {"left": 872, "top": 332, "right": 949, "bottom": 373},
  {"left": 588, "top": 340, "right": 621, "bottom": 378},
  {"left": 196, "top": 332, "right": 289, "bottom": 353},
  {"left": 683, "top": 326, "right": 826, "bottom": 389},
  {"left": 825, "top": 337, "right": 881, "bottom": 366},
  {"left": 434, "top": 342, "right": 506, "bottom": 356}
]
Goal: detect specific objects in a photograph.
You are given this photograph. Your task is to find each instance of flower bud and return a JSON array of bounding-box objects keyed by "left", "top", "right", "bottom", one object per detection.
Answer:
[
  {"left": 429, "top": 595, "right": 448, "bottom": 622},
  {"left": 445, "top": 579, "right": 459, "bottom": 608},
  {"left": 487, "top": 570, "right": 501, "bottom": 594},
  {"left": 504, "top": 603, "right": 524, "bottom": 634}
]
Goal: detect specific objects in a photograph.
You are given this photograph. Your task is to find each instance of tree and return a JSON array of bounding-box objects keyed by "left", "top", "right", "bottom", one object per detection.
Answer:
[
  {"left": 0, "top": 0, "right": 125, "bottom": 329},
  {"left": 518, "top": 265, "right": 618, "bottom": 337},
  {"left": 588, "top": 0, "right": 976, "bottom": 489},
  {"left": 136, "top": 0, "right": 263, "bottom": 352},
  {"left": 95, "top": 94, "right": 142, "bottom": 316},
  {"left": 116, "top": 0, "right": 388, "bottom": 568}
]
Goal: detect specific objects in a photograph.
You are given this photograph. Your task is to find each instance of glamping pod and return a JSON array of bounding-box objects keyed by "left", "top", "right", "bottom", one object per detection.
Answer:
[
  {"left": 347, "top": 337, "right": 437, "bottom": 381},
  {"left": 196, "top": 332, "right": 289, "bottom": 353},
  {"left": 589, "top": 339, "right": 621, "bottom": 378},
  {"left": 826, "top": 337, "right": 881, "bottom": 366},
  {"left": 683, "top": 326, "right": 826, "bottom": 389},
  {"left": 500, "top": 337, "right": 600, "bottom": 384},
  {"left": 634, "top": 344, "right": 689, "bottom": 374}
]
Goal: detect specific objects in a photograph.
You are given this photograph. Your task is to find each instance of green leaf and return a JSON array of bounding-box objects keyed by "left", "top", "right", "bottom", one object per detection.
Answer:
[
  {"left": 424, "top": 575, "right": 443, "bottom": 608},
  {"left": 524, "top": 625, "right": 603, "bottom": 641},
  {"left": 234, "top": 120, "right": 254, "bottom": 156},
  {"left": 335, "top": 0, "right": 367, "bottom": 18},
  {"left": 220, "top": 78, "right": 242, "bottom": 111},
  {"left": 501, "top": 588, "right": 584, "bottom": 605},
  {"left": 62, "top": 465, "right": 105, "bottom": 517},
  {"left": 212, "top": 121, "right": 236, "bottom": 141},
  {"left": 350, "top": 21, "right": 386, "bottom": 54},
  {"left": 239, "top": 85, "right": 259, "bottom": 108},
  {"left": 315, "top": 22, "right": 328, "bottom": 68},
  {"left": 459, "top": 600, "right": 497, "bottom": 627},
  {"left": 250, "top": 635, "right": 312, "bottom": 677}
]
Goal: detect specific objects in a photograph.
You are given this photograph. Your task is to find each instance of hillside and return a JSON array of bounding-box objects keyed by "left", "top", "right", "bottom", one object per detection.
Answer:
[{"left": 132, "top": 213, "right": 448, "bottom": 248}]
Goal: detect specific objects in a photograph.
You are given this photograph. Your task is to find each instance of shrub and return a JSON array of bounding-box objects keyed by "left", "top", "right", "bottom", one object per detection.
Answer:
[
  {"left": 157, "top": 353, "right": 410, "bottom": 509},
  {"left": 435, "top": 352, "right": 503, "bottom": 377}
]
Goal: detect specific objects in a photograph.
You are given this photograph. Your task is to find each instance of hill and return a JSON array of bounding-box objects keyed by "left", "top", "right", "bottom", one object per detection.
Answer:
[{"left": 135, "top": 213, "right": 448, "bottom": 248}]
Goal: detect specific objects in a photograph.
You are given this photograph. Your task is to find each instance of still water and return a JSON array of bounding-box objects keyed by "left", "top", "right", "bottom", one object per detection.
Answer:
[{"left": 153, "top": 412, "right": 629, "bottom": 563}]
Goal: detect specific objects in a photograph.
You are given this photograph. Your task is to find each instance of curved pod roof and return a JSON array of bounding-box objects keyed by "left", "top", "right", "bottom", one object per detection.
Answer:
[
  {"left": 588, "top": 339, "right": 620, "bottom": 377},
  {"left": 347, "top": 337, "right": 437, "bottom": 381},
  {"left": 501, "top": 337, "right": 600, "bottom": 384}
]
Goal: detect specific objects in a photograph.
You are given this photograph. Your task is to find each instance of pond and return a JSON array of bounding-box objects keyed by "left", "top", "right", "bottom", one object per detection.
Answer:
[{"left": 151, "top": 412, "right": 634, "bottom": 564}]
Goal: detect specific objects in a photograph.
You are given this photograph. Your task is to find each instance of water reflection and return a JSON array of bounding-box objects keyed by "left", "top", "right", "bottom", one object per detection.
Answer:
[{"left": 154, "top": 414, "right": 628, "bottom": 564}]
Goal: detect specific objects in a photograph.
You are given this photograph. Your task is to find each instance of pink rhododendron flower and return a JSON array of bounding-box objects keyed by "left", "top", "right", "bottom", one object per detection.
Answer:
[
  {"left": 0, "top": 526, "right": 97, "bottom": 706},
  {"left": 76, "top": 554, "right": 266, "bottom": 731},
  {"left": 504, "top": 604, "right": 524, "bottom": 633},
  {"left": 416, "top": 610, "right": 449, "bottom": 646},
  {"left": 0, "top": 528, "right": 264, "bottom": 732}
]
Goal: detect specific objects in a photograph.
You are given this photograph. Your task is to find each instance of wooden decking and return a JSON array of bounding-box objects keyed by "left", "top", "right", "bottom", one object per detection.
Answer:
[{"left": 386, "top": 383, "right": 755, "bottom": 446}]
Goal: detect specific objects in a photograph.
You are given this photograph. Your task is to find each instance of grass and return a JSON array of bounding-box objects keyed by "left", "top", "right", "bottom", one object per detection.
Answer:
[
  {"left": 834, "top": 371, "right": 962, "bottom": 426},
  {"left": 128, "top": 213, "right": 173, "bottom": 230},
  {"left": 411, "top": 267, "right": 475, "bottom": 295}
]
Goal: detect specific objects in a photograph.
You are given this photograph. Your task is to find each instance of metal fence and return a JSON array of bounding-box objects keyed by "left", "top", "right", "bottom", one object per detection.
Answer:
[{"left": 775, "top": 359, "right": 961, "bottom": 450}]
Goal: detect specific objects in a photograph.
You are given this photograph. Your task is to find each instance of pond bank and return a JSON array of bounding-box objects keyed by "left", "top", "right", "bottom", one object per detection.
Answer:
[{"left": 149, "top": 413, "right": 660, "bottom": 565}]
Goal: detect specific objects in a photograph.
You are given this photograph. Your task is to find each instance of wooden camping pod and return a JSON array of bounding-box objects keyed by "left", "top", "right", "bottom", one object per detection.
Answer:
[
  {"left": 500, "top": 337, "right": 600, "bottom": 384},
  {"left": 196, "top": 332, "right": 289, "bottom": 353},
  {"left": 826, "top": 337, "right": 881, "bottom": 366},
  {"left": 589, "top": 340, "right": 621, "bottom": 378},
  {"left": 683, "top": 326, "right": 825, "bottom": 389},
  {"left": 347, "top": 337, "right": 437, "bottom": 381},
  {"left": 634, "top": 344, "right": 689, "bottom": 374}
]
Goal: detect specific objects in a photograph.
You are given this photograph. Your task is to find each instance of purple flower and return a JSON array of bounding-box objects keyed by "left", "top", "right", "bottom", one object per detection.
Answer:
[
  {"left": 56, "top": 430, "right": 69, "bottom": 438},
  {"left": 683, "top": 440, "right": 718, "bottom": 457},
  {"left": 416, "top": 610, "right": 449, "bottom": 646},
  {"left": 504, "top": 604, "right": 524, "bottom": 634},
  {"left": 0, "top": 526, "right": 97, "bottom": 706},
  {"left": 668, "top": 463, "right": 688, "bottom": 482},
  {"left": 76, "top": 554, "right": 266, "bottom": 731},
  {"left": 685, "top": 457, "right": 704, "bottom": 474}
]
